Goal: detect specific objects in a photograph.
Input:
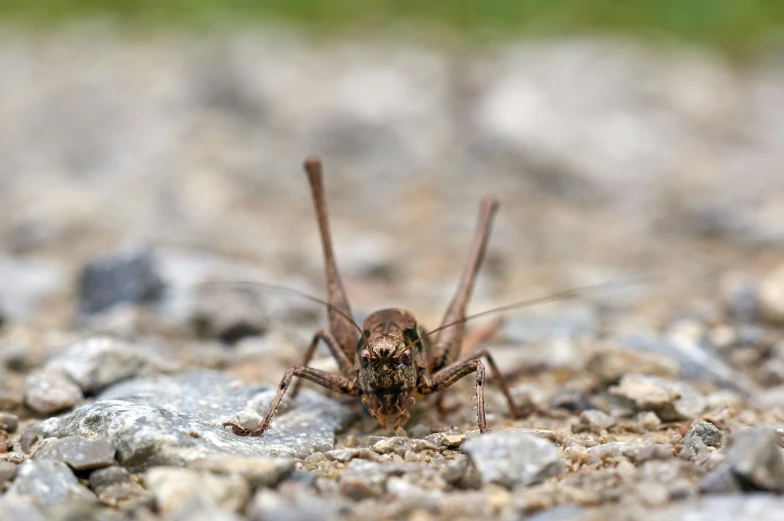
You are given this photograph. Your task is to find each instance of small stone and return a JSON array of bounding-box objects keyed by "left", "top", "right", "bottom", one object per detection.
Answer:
[
  {"left": 637, "top": 411, "right": 662, "bottom": 431},
  {"left": 189, "top": 456, "right": 295, "bottom": 488},
  {"left": 0, "top": 413, "right": 19, "bottom": 433},
  {"left": 0, "top": 460, "right": 16, "bottom": 483},
  {"left": 548, "top": 388, "right": 596, "bottom": 412},
  {"left": 338, "top": 478, "right": 383, "bottom": 500},
  {"left": 247, "top": 487, "right": 343, "bottom": 521},
  {"left": 7, "top": 460, "right": 96, "bottom": 504},
  {"left": 24, "top": 368, "right": 83, "bottom": 414},
  {"left": 575, "top": 410, "right": 616, "bottom": 433},
  {"left": 371, "top": 436, "right": 438, "bottom": 456},
  {"left": 145, "top": 467, "right": 251, "bottom": 514},
  {"left": 78, "top": 247, "right": 164, "bottom": 314},
  {"left": 462, "top": 431, "right": 564, "bottom": 488},
  {"left": 442, "top": 434, "right": 466, "bottom": 448},
  {"left": 586, "top": 346, "right": 679, "bottom": 383},
  {"left": 587, "top": 442, "right": 673, "bottom": 464},
  {"left": 89, "top": 466, "right": 132, "bottom": 490},
  {"left": 726, "top": 427, "right": 784, "bottom": 492},
  {"left": 33, "top": 436, "right": 117, "bottom": 470},
  {"left": 759, "top": 263, "right": 784, "bottom": 324},
  {"left": 610, "top": 374, "right": 706, "bottom": 421},
  {"left": 324, "top": 448, "right": 381, "bottom": 463},
  {"left": 45, "top": 336, "right": 169, "bottom": 394},
  {"left": 681, "top": 419, "right": 723, "bottom": 448}
]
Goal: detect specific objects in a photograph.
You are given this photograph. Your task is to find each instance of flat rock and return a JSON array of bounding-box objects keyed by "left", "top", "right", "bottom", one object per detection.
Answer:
[
  {"left": 462, "top": 431, "right": 564, "bottom": 488},
  {"left": 44, "top": 336, "right": 176, "bottom": 394},
  {"left": 36, "top": 371, "right": 354, "bottom": 469},
  {"left": 7, "top": 459, "right": 96, "bottom": 505},
  {"left": 24, "top": 368, "right": 83, "bottom": 414},
  {"left": 33, "top": 436, "right": 117, "bottom": 470},
  {"left": 0, "top": 412, "right": 18, "bottom": 433},
  {"left": 189, "top": 455, "right": 295, "bottom": 488},
  {"left": 610, "top": 374, "right": 706, "bottom": 421},
  {"left": 0, "top": 460, "right": 16, "bottom": 482},
  {"left": 145, "top": 466, "right": 251, "bottom": 514}
]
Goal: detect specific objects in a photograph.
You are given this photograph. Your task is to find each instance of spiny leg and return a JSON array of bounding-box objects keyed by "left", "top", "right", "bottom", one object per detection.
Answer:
[
  {"left": 462, "top": 348, "right": 529, "bottom": 418},
  {"left": 290, "top": 329, "right": 356, "bottom": 398},
  {"left": 304, "top": 157, "right": 357, "bottom": 363},
  {"left": 420, "top": 358, "right": 489, "bottom": 433},
  {"left": 435, "top": 319, "right": 501, "bottom": 417},
  {"left": 430, "top": 196, "right": 499, "bottom": 373},
  {"left": 223, "top": 366, "right": 358, "bottom": 436}
]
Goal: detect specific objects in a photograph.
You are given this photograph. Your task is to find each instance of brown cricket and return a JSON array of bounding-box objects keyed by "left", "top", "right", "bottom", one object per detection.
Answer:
[{"left": 222, "top": 157, "right": 632, "bottom": 436}]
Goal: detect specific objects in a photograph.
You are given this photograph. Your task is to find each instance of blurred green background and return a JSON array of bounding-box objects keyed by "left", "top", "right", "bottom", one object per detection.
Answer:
[{"left": 4, "top": 0, "right": 784, "bottom": 55}]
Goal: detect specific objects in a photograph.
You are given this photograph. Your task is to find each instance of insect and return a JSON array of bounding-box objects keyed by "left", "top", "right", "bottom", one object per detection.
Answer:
[{"left": 222, "top": 157, "right": 638, "bottom": 436}]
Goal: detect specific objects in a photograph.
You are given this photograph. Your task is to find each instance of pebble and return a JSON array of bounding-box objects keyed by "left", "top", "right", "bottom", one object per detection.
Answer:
[
  {"left": 33, "top": 436, "right": 117, "bottom": 470},
  {"left": 462, "top": 431, "right": 564, "bottom": 488},
  {"left": 7, "top": 459, "right": 96, "bottom": 504},
  {"left": 726, "top": 427, "right": 784, "bottom": 492},
  {"left": 548, "top": 389, "right": 596, "bottom": 412},
  {"left": 78, "top": 247, "right": 164, "bottom": 314},
  {"left": 370, "top": 436, "right": 439, "bottom": 456},
  {"left": 189, "top": 456, "right": 295, "bottom": 488},
  {"left": 0, "top": 412, "right": 18, "bottom": 433},
  {"left": 247, "top": 487, "right": 344, "bottom": 521},
  {"left": 586, "top": 346, "right": 679, "bottom": 383},
  {"left": 145, "top": 466, "right": 251, "bottom": 514},
  {"left": 587, "top": 442, "right": 673, "bottom": 464},
  {"left": 681, "top": 419, "right": 722, "bottom": 448},
  {"left": 36, "top": 371, "right": 354, "bottom": 466},
  {"left": 610, "top": 374, "right": 706, "bottom": 421},
  {"left": 575, "top": 410, "right": 616, "bottom": 433},
  {"left": 0, "top": 460, "right": 16, "bottom": 483},
  {"left": 89, "top": 466, "right": 151, "bottom": 509},
  {"left": 44, "top": 336, "right": 172, "bottom": 394},
  {"left": 24, "top": 368, "right": 83, "bottom": 414}
]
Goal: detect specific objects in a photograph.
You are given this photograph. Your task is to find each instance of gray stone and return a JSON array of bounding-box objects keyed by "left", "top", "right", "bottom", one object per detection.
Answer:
[
  {"left": 0, "top": 412, "right": 18, "bottom": 433},
  {"left": 189, "top": 455, "right": 295, "bottom": 488},
  {"left": 247, "top": 487, "right": 344, "bottom": 521},
  {"left": 37, "top": 371, "right": 354, "bottom": 469},
  {"left": 587, "top": 442, "right": 673, "bottom": 464},
  {"left": 7, "top": 460, "right": 96, "bottom": 504},
  {"left": 323, "top": 448, "right": 382, "bottom": 463},
  {"left": 44, "top": 336, "right": 176, "bottom": 394},
  {"left": 0, "top": 496, "right": 45, "bottom": 521},
  {"left": 33, "top": 436, "right": 117, "bottom": 470},
  {"left": 644, "top": 493, "right": 784, "bottom": 521},
  {"left": 727, "top": 427, "right": 784, "bottom": 492},
  {"left": 610, "top": 374, "right": 707, "bottom": 421},
  {"left": 0, "top": 460, "right": 16, "bottom": 482},
  {"left": 24, "top": 368, "right": 83, "bottom": 414},
  {"left": 575, "top": 410, "right": 616, "bottom": 433},
  {"left": 681, "top": 419, "right": 723, "bottom": 448},
  {"left": 89, "top": 466, "right": 132, "bottom": 490},
  {"left": 461, "top": 430, "right": 564, "bottom": 488},
  {"left": 145, "top": 466, "right": 251, "bottom": 514},
  {"left": 78, "top": 247, "right": 164, "bottom": 314},
  {"left": 548, "top": 388, "right": 596, "bottom": 412},
  {"left": 618, "top": 335, "right": 758, "bottom": 396},
  {"left": 369, "top": 436, "right": 438, "bottom": 456}
]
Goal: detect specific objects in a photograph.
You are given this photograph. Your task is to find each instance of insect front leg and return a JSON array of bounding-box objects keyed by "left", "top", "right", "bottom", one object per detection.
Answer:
[
  {"left": 290, "top": 329, "right": 356, "bottom": 398},
  {"left": 420, "top": 358, "right": 489, "bottom": 433},
  {"left": 430, "top": 196, "right": 499, "bottom": 372},
  {"left": 304, "top": 157, "right": 357, "bottom": 362},
  {"left": 223, "top": 366, "right": 359, "bottom": 437}
]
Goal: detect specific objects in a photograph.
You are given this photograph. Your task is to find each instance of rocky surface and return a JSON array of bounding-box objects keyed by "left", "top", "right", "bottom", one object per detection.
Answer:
[{"left": 0, "top": 25, "right": 784, "bottom": 521}]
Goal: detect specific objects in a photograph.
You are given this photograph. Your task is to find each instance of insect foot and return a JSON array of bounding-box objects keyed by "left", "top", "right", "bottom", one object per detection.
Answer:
[{"left": 221, "top": 421, "right": 266, "bottom": 437}]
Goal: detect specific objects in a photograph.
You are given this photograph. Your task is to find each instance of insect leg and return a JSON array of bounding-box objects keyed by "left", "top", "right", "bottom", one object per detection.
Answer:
[
  {"left": 304, "top": 157, "right": 357, "bottom": 362},
  {"left": 430, "top": 196, "right": 499, "bottom": 372},
  {"left": 420, "top": 358, "right": 489, "bottom": 433},
  {"left": 290, "top": 329, "right": 355, "bottom": 397},
  {"left": 223, "top": 366, "right": 359, "bottom": 437},
  {"left": 461, "top": 348, "right": 529, "bottom": 418}
]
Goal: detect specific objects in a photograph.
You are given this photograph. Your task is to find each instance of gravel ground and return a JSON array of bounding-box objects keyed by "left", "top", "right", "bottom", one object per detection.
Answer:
[{"left": 1, "top": 27, "right": 784, "bottom": 521}]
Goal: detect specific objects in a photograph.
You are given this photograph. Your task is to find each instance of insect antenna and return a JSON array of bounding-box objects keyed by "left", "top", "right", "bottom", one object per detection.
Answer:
[
  {"left": 397, "top": 276, "right": 654, "bottom": 356},
  {"left": 173, "top": 279, "right": 372, "bottom": 354}
]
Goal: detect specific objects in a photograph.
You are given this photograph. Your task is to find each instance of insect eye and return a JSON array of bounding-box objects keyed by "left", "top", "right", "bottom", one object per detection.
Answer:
[
  {"left": 401, "top": 351, "right": 412, "bottom": 363},
  {"left": 359, "top": 350, "right": 370, "bottom": 366}
]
